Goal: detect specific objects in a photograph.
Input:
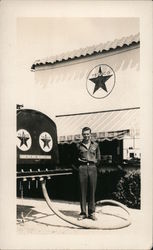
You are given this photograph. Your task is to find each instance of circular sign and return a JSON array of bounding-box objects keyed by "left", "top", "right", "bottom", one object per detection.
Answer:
[
  {"left": 39, "top": 132, "right": 53, "bottom": 152},
  {"left": 17, "top": 129, "right": 32, "bottom": 151},
  {"left": 86, "top": 64, "right": 115, "bottom": 99}
]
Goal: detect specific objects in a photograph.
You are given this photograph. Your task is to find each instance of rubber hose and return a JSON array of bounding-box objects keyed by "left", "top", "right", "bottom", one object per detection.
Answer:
[{"left": 41, "top": 180, "right": 131, "bottom": 230}]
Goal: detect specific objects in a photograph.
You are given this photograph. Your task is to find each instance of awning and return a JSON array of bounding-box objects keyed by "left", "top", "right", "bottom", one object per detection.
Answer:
[{"left": 55, "top": 107, "right": 140, "bottom": 144}]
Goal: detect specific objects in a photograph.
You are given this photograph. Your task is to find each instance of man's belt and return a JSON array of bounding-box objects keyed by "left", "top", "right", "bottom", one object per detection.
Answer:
[
  {"left": 78, "top": 158, "right": 96, "bottom": 165},
  {"left": 80, "top": 161, "right": 95, "bottom": 166},
  {"left": 86, "top": 162, "right": 95, "bottom": 166}
]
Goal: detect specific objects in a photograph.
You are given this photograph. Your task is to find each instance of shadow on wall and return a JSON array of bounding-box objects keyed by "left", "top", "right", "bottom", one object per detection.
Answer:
[{"left": 34, "top": 48, "right": 139, "bottom": 88}]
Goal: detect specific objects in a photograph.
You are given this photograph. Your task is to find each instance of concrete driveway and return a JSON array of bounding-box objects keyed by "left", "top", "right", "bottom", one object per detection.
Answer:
[{"left": 16, "top": 198, "right": 151, "bottom": 250}]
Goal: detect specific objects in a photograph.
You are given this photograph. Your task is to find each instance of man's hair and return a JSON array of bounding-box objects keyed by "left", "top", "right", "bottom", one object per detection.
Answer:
[{"left": 82, "top": 127, "right": 91, "bottom": 134}]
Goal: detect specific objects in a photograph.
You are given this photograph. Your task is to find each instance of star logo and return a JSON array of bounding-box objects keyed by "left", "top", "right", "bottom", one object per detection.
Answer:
[
  {"left": 17, "top": 129, "right": 32, "bottom": 151},
  {"left": 86, "top": 64, "right": 115, "bottom": 99},
  {"left": 39, "top": 132, "right": 53, "bottom": 152},
  {"left": 41, "top": 134, "right": 51, "bottom": 148}
]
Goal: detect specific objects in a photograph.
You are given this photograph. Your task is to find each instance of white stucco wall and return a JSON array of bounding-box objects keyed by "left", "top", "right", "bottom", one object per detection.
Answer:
[{"left": 34, "top": 46, "right": 140, "bottom": 116}]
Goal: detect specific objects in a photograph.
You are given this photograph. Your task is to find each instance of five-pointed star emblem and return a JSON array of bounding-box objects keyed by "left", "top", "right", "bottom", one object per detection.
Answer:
[
  {"left": 89, "top": 67, "right": 112, "bottom": 94},
  {"left": 41, "top": 134, "right": 51, "bottom": 148},
  {"left": 18, "top": 131, "right": 29, "bottom": 147}
]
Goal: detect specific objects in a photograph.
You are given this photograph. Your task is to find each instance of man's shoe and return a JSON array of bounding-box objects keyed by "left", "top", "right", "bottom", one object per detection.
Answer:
[
  {"left": 88, "top": 213, "right": 97, "bottom": 221},
  {"left": 78, "top": 214, "right": 87, "bottom": 220}
]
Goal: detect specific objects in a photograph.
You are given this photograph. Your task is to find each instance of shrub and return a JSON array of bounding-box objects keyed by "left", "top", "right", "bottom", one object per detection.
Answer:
[{"left": 112, "top": 169, "right": 141, "bottom": 209}]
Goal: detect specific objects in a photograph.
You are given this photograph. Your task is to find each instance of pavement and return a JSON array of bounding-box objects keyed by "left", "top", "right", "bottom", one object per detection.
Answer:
[
  {"left": 17, "top": 197, "right": 142, "bottom": 233},
  {"left": 17, "top": 197, "right": 81, "bottom": 234},
  {"left": 16, "top": 197, "right": 150, "bottom": 249}
]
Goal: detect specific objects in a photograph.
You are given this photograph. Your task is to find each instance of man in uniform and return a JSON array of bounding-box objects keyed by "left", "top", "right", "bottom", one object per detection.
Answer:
[{"left": 76, "top": 127, "right": 101, "bottom": 221}]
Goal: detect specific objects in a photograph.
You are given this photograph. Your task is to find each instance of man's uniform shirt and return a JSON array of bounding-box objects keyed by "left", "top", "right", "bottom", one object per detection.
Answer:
[{"left": 76, "top": 140, "right": 101, "bottom": 165}]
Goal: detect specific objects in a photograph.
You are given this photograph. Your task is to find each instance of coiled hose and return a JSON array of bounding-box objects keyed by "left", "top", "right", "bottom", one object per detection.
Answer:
[{"left": 41, "top": 179, "right": 131, "bottom": 230}]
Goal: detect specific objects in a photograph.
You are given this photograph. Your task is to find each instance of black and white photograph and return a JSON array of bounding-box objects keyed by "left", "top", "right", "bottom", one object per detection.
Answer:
[{"left": 0, "top": 1, "right": 152, "bottom": 250}]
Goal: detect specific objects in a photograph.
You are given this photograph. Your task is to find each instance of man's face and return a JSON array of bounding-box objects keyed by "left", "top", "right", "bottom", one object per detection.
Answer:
[{"left": 82, "top": 130, "right": 91, "bottom": 142}]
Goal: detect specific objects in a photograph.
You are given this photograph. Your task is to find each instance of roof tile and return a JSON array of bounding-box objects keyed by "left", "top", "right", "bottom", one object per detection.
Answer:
[{"left": 31, "top": 33, "right": 140, "bottom": 70}]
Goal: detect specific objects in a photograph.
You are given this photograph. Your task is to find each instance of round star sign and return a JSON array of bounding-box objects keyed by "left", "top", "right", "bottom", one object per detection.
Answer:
[
  {"left": 86, "top": 64, "right": 115, "bottom": 99},
  {"left": 17, "top": 129, "right": 32, "bottom": 151},
  {"left": 39, "top": 132, "right": 53, "bottom": 152}
]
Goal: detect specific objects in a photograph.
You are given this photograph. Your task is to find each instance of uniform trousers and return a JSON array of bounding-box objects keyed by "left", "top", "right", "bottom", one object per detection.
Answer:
[{"left": 78, "top": 163, "right": 97, "bottom": 216}]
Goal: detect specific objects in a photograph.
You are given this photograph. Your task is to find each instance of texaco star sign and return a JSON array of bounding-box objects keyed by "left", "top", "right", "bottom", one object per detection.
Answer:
[
  {"left": 86, "top": 64, "right": 115, "bottom": 99},
  {"left": 17, "top": 129, "right": 32, "bottom": 151},
  {"left": 39, "top": 132, "right": 53, "bottom": 152}
]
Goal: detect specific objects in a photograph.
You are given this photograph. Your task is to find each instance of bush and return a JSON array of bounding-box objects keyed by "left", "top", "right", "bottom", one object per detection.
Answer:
[{"left": 112, "top": 169, "right": 141, "bottom": 209}]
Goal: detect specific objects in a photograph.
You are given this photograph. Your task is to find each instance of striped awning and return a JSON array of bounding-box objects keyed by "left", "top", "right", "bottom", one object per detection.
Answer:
[{"left": 55, "top": 107, "right": 140, "bottom": 144}]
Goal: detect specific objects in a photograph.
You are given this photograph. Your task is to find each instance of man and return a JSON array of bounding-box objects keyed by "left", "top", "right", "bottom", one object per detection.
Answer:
[{"left": 76, "top": 127, "right": 101, "bottom": 221}]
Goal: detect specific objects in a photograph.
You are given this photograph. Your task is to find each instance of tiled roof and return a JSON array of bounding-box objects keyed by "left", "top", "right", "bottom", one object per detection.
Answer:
[{"left": 31, "top": 33, "right": 140, "bottom": 70}]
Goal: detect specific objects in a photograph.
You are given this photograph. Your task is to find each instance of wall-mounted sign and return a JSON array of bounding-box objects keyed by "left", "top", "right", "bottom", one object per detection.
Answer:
[
  {"left": 17, "top": 129, "right": 32, "bottom": 151},
  {"left": 39, "top": 132, "right": 53, "bottom": 152},
  {"left": 86, "top": 64, "right": 115, "bottom": 99}
]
